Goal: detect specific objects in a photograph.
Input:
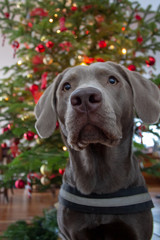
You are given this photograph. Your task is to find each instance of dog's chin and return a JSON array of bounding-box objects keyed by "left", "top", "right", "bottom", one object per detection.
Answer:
[{"left": 69, "top": 125, "right": 121, "bottom": 151}]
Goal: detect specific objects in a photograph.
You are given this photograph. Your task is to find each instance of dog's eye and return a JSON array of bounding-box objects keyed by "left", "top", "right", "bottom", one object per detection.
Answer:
[
  {"left": 63, "top": 82, "right": 71, "bottom": 91},
  {"left": 108, "top": 76, "right": 118, "bottom": 85}
]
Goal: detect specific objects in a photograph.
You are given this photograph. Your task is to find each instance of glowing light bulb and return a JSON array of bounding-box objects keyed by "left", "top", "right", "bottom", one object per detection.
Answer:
[
  {"left": 122, "top": 48, "right": 127, "bottom": 54},
  {"left": 56, "top": 29, "right": 61, "bottom": 33},
  {"left": 63, "top": 146, "right": 67, "bottom": 151},
  {"left": 17, "top": 60, "right": 22, "bottom": 65},
  {"left": 49, "top": 18, "right": 53, "bottom": 23},
  {"left": 17, "top": 2, "right": 21, "bottom": 8},
  {"left": 109, "top": 45, "right": 115, "bottom": 50},
  {"left": 78, "top": 55, "right": 82, "bottom": 60},
  {"left": 80, "top": 62, "right": 87, "bottom": 66}
]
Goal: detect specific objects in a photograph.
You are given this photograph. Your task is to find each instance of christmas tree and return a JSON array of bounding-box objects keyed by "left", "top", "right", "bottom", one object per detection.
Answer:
[{"left": 0, "top": 0, "right": 160, "bottom": 191}]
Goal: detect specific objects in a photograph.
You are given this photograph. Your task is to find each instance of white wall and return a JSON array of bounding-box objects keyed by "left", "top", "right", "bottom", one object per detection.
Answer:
[
  {"left": 0, "top": 38, "right": 18, "bottom": 77},
  {"left": 138, "top": 0, "right": 159, "bottom": 10}
]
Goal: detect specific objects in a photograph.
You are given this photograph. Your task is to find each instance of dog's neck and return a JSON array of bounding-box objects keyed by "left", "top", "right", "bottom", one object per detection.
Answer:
[{"left": 62, "top": 129, "right": 145, "bottom": 195}]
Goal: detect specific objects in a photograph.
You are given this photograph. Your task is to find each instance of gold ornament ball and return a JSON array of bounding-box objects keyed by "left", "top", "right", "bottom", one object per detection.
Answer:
[
  {"left": 41, "top": 36, "right": 46, "bottom": 41},
  {"left": 40, "top": 176, "right": 51, "bottom": 186},
  {"left": 65, "top": 22, "right": 73, "bottom": 28},
  {"left": 86, "top": 16, "right": 95, "bottom": 26},
  {"left": 43, "top": 54, "right": 53, "bottom": 65},
  {"left": 27, "top": 74, "right": 32, "bottom": 78},
  {"left": 36, "top": 138, "right": 41, "bottom": 144},
  {"left": 40, "top": 164, "right": 52, "bottom": 177}
]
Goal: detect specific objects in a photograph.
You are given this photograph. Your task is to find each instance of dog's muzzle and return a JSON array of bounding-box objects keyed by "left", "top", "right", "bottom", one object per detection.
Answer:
[{"left": 59, "top": 183, "right": 154, "bottom": 215}]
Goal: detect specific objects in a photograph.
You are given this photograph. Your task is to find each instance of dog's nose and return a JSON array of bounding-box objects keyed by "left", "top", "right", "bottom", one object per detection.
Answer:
[{"left": 70, "top": 87, "right": 102, "bottom": 112}]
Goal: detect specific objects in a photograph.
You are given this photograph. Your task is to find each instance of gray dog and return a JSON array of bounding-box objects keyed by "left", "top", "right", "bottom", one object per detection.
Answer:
[{"left": 35, "top": 62, "right": 160, "bottom": 240}]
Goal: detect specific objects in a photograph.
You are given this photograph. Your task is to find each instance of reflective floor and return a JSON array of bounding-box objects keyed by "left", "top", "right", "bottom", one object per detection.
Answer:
[{"left": 0, "top": 186, "right": 160, "bottom": 239}]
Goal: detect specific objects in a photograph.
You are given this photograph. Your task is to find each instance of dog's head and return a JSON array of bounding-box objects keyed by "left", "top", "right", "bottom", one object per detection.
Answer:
[{"left": 35, "top": 62, "right": 160, "bottom": 151}]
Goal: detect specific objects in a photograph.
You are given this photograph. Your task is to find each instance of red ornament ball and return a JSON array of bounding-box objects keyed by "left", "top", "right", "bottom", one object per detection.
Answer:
[
  {"left": 14, "top": 138, "right": 20, "bottom": 145},
  {"left": 137, "top": 36, "right": 143, "bottom": 44},
  {"left": 1, "top": 143, "right": 7, "bottom": 148},
  {"left": 135, "top": 14, "right": 142, "bottom": 21},
  {"left": 30, "top": 8, "right": 48, "bottom": 17},
  {"left": 98, "top": 40, "right": 107, "bottom": 48},
  {"left": 82, "top": 5, "right": 92, "bottom": 12},
  {"left": 28, "top": 22, "right": 33, "bottom": 28},
  {"left": 35, "top": 44, "right": 45, "bottom": 53},
  {"left": 18, "top": 96, "right": 25, "bottom": 102},
  {"left": 95, "top": 15, "right": 105, "bottom": 23},
  {"left": 71, "top": 6, "right": 78, "bottom": 11},
  {"left": 56, "top": 121, "right": 59, "bottom": 129},
  {"left": 15, "top": 179, "right": 25, "bottom": 189},
  {"left": 83, "top": 56, "right": 95, "bottom": 64},
  {"left": 32, "top": 55, "right": 43, "bottom": 65},
  {"left": 45, "top": 41, "right": 54, "bottom": 48},
  {"left": 8, "top": 123, "right": 13, "bottom": 130},
  {"left": 24, "top": 131, "right": 35, "bottom": 141},
  {"left": 59, "top": 168, "right": 65, "bottom": 175},
  {"left": 145, "top": 56, "right": 155, "bottom": 66},
  {"left": 29, "top": 84, "right": 39, "bottom": 93},
  {"left": 34, "top": 134, "right": 39, "bottom": 139},
  {"left": 128, "top": 64, "right": 136, "bottom": 71},
  {"left": 12, "top": 40, "right": 20, "bottom": 49},
  {"left": 2, "top": 127, "right": 10, "bottom": 133},
  {"left": 4, "top": 12, "right": 10, "bottom": 18},
  {"left": 96, "top": 58, "right": 105, "bottom": 62}
]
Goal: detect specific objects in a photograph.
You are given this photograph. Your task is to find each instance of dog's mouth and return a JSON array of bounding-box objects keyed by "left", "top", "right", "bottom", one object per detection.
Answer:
[
  {"left": 75, "top": 124, "right": 121, "bottom": 150},
  {"left": 79, "top": 124, "right": 105, "bottom": 142}
]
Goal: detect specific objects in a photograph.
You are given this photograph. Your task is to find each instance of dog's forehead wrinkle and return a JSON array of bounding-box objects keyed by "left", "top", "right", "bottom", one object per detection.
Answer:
[
  {"left": 62, "top": 72, "right": 79, "bottom": 82},
  {"left": 63, "top": 68, "right": 100, "bottom": 88},
  {"left": 65, "top": 65, "right": 122, "bottom": 83},
  {"left": 63, "top": 64, "right": 124, "bottom": 85},
  {"left": 89, "top": 64, "right": 126, "bottom": 82},
  {"left": 92, "top": 66, "right": 110, "bottom": 74},
  {"left": 64, "top": 66, "right": 89, "bottom": 79},
  {"left": 76, "top": 80, "right": 102, "bottom": 90}
]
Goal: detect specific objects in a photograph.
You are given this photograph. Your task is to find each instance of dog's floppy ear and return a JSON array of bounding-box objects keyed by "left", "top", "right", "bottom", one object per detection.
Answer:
[
  {"left": 123, "top": 68, "right": 160, "bottom": 124},
  {"left": 107, "top": 62, "right": 160, "bottom": 124},
  {"left": 34, "top": 72, "right": 64, "bottom": 138}
]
